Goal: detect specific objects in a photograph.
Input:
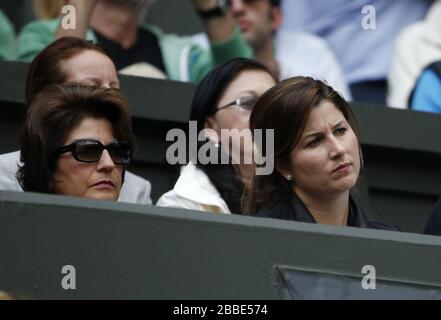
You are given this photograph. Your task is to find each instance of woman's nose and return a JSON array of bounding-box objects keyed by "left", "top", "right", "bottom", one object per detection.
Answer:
[{"left": 97, "top": 150, "right": 115, "bottom": 171}]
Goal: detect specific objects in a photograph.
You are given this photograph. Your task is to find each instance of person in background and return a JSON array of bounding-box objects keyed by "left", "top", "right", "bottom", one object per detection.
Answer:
[
  {"left": 193, "top": 0, "right": 351, "bottom": 100},
  {"left": 157, "top": 58, "right": 277, "bottom": 214},
  {"left": 0, "top": 9, "right": 16, "bottom": 60},
  {"left": 244, "top": 76, "right": 399, "bottom": 231},
  {"left": 409, "top": 60, "right": 441, "bottom": 113},
  {"left": 18, "top": 84, "right": 135, "bottom": 201},
  {"left": 388, "top": 0, "right": 441, "bottom": 109},
  {"left": 18, "top": 0, "right": 252, "bottom": 82},
  {"left": 0, "top": 37, "right": 152, "bottom": 205},
  {"left": 282, "top": 0, "right": 433, "bottom": 105}
]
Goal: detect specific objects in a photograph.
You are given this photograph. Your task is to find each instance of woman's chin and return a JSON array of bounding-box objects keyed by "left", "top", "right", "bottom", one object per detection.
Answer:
[{"left": 83, "top": 191, "right": 119, "bottom": 202}]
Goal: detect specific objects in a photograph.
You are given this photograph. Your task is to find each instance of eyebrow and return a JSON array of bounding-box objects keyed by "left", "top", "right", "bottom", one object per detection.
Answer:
[{"left": 302, "top": 120, "right": 346, "bottom": 140}]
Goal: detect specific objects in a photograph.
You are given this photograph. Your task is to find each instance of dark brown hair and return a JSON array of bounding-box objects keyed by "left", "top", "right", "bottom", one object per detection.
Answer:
[
  {"left": 25, "top": 37, "right": 109, "bottom": 105},
  {"left": 17, "top": 84, "right": 136, "bottom": 193},
  {"left": 244, "top": 76, "right": 363, "bottom": 214}
]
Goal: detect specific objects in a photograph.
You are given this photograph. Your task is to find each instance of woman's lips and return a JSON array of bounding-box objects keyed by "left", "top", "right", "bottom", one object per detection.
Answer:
[
  {"left": 91, "top": 180, "right": 115, "bottom": 189},
  {"left": 332, "top": 162, "right": 352, "bottom": 175}
]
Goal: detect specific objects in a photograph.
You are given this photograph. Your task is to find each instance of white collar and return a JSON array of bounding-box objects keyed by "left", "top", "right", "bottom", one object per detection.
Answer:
[{"left": 173, "top": 162, "right": 230, "bottom": 211}]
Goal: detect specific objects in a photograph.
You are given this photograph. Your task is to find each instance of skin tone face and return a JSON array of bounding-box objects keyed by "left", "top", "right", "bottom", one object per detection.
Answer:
[
  {"left": 53, "top": 117, "right": 123, "bottom": 201},
  {"left": 230, "top": 0, "right": 282, "bottom": 50},
  {"left": 286, "top": 100, "right": 361, "bottom": 201},
  {"left": 205, "top": 69, "right": 276, "bottom": 182},
  {"left": 62, "top": 50, "right": 120, "bottom": 89}
]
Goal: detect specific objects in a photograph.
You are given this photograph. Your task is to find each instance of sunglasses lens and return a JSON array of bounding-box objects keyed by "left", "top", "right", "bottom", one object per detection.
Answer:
[
  {"left": 107, "top": 142, "right": 131, "bottom": 165},
  {"left": 75, "top": 141, "right": 102, "bottom": 162}
]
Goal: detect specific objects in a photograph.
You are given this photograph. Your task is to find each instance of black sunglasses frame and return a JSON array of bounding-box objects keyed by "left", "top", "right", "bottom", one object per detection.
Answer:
[
  {"left": 214, "top": 96, "right": 258, "bottom": 114},
  {"left": 53, "top": 139, "right": 132, "bottom": 165}
]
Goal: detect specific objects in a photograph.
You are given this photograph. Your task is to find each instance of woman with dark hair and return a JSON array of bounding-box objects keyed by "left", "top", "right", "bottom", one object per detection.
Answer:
[
  {"left": 245, "top": 76, "right": 399, "bottom": 230},
  {"left": 0, "top": 36, "right": 152, "bottom": 204},
  {"left": 18, "top": 84, "right": 135, "bottom": 201},
  {"left": 157, "top": 58, "right": 277, "bottom": 214}
]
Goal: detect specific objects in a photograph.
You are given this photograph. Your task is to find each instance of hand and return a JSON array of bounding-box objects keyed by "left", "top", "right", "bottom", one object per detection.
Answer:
[{"left": 67, "top": 0, "right": 100, "bottom": 16}]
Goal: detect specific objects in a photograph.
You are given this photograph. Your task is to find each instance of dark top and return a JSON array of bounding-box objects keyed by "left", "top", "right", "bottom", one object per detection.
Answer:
[
  {"left": 256, "top": 193, "right": 400, "bottom": 231},
  {"left": 423, "top": 196, "right": 441, "bottom": 236},
  {"left": 94, "top": 28, "right": 166, "bottom": 73}
]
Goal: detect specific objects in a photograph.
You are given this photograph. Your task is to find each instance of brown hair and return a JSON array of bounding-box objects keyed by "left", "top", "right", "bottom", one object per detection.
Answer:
[
  {"left": 25, "top": 37, "right": 110, "bottom": 106},
  {"left": 17, "top": 84, "right": 136, "bottom": 193},
  {"left": 244, "top": 76, "right": 363, "bottom": 214}
]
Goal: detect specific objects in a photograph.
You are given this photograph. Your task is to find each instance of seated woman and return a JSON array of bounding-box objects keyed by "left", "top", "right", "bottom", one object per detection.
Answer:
[
  {"left": 157, "top": 58, "right": 277, "bottom": 213},
  {"left": 245, "top": 76, "right": 399, "bottom": 230},
  {"left": 17, "top": 84, "right": 135, "bottom": 201},
  {"left": 0, "top": 36, "right": 152, "bottom": 204}
]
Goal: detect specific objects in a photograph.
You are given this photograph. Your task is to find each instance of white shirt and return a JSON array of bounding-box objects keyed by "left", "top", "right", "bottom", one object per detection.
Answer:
[
  {"left": 156, "top": 162, "right": 231, "bottom": 214},
  {"left": 388, "top": 1, "right": 441, "bottom": 109},
  {"left": 0, "top": 150, "right": 152, "bottom": 205}
]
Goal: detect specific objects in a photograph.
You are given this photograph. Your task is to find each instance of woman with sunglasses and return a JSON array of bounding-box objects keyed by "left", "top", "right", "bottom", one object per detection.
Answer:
[
  {"left": 17, "top": 84, "right": 135, "bottom": 201},
  {"left": 157, "top": 58, "right": 277, "bottom": 214}
]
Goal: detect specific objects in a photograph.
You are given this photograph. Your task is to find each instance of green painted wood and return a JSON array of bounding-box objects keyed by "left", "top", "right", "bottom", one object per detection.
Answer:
[{"left": 0, "top": 191, "right": 440, "bottom": 299}]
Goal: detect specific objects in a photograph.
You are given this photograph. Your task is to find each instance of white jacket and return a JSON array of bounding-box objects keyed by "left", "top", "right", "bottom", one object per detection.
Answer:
[
  {"left": 156, "top": 162, "right": 231, "bottom": 214},
  {"left": 388, "top": 1, "right": 441, "bottom": 109},
  {"left": 0, "top": 150, "right": 152, "bottom": 205}
]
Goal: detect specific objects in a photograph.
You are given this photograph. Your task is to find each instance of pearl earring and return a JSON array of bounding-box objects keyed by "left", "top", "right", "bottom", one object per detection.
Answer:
[{"left": 286, "top": 175, "right": 293, "bottom": 181}]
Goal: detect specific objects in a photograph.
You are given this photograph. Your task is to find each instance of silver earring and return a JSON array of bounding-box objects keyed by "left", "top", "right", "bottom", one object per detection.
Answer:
[
  {"left": 286, "top": 175, "right": 294, "bottom": 181},
  {"left": 214, "top": 142, "right": 220, "bottom": 148}
]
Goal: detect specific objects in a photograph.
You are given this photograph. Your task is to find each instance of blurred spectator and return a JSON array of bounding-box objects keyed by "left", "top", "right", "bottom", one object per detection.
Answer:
[
  {"left": 193, "top": 0, "right": 351, "bottom": 100},
  {"left": 424, "top": 196, "right": 441, "bottom": 236},
  {"left": 282, "top": 0, "right": 433, "bottom": 105},
  {"left": 0, "top": 9, "right": 16, "bottom": 60},
  {"left": 388, "top": 0, "right": 441, "bottom": 109},
  {"left": 157, "top": 58, "right": 276, "bottom": 214},
  {"left": 0, "top": 37, "right": 152, "bottom": 205},
  {"left": 409, "top": 61, "right": 441, "bottom": 113},
  {"left": 32, "top": 0, "right": 66, "bottom": 19},
  {"left": 17, "top": 0, "right": 252, "bottom": 82},
  {"left": 18, "top": 85, "right": 135, "bottom": 201}
]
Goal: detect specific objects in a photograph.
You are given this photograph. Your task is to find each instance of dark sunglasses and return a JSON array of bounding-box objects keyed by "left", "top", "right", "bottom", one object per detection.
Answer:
[
  {"left": 215, "top": 96, "right": 258, "bottom": 114},
  {"left": 53, "top": 139, "right": 132, "bottom": 165}
]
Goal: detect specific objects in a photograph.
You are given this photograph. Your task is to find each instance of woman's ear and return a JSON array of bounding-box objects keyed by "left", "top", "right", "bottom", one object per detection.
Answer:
[{"left": 275, "top": 159, "right": 294, "bottom": 181}]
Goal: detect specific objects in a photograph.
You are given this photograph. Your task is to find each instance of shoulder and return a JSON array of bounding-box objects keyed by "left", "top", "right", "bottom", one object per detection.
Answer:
[
  {"left": 366, "top": 221, "right": 401, "bottom": 232},
  {"left": 157, "top": 163, "right": 230, "bottom": 213},
  {"left": 118, "top": 171, "right": 152, "bottom": 205},
  {"left": 0, "top": 151, "right": 22, "bottom": 191},
  {"left": 255, "top": 197, "right": 293, "bottom": 220},
  {"left": 17, "top": 19, "right": 59, "bottom": 62}
]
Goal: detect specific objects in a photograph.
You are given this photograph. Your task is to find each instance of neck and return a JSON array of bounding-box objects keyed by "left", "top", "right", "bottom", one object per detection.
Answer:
[
  {"left": 236, "top": 163, "right": 254, "bottom": 188},
  {"left": 294, "top": 188, "right": 350, "bottom": 226},
  {"left": 253, "top": 37, "right": 279, "bottom": 80},
  {"left": 90, "top": 3, "right": 139, "bottom": 49}
]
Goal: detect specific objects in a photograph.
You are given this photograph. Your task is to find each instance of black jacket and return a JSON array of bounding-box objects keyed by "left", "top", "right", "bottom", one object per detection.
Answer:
[
  {"left": 423, "top": 197, "right": 441, "bottom": 236},
  {"left": 256, "top": 193, "right": 400, "bottom": 231}
]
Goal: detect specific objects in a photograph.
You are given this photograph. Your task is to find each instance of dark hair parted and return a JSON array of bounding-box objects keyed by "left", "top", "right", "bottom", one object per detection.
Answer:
[
  {"left": 17, "top": 84, "right": 136, "bottom": 193},
  {"left": 25, "top": 37, "right": 109, "bottom": 106},
  {"left": 244, "top": 76, "right": 363, "bottom": 214},
  {"left": 190, "top": 58, "right": 276, "bottom": 214}
]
